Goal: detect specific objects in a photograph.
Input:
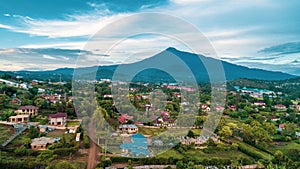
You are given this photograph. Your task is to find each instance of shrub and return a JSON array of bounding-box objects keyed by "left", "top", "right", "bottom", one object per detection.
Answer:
[
  {"left": 238, "top": 143, "right": 265, "bottom": 159},
  {"left": 53, "top": 147, "right": 77, "bottom": 156},
  {"left": 14, "top": 146, "right": 27, "bottom": 156},
  {"left": 83, "top": 132, "right": 90, "bottom": 148}
]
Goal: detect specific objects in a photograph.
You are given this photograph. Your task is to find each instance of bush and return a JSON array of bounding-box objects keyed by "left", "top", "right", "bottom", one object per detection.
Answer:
[
  {"left": 53, "top": 147, "right": 77, "bottom": 156},
  {"left": 14, "top": 146, "right": 27, "bottom": 156},
  {"left": 238, "top": 143, "right": 265, "bottom": 159},
  {"left": 83, "top": 133, "right": 90, "bottom": 148},
  {"left": 285, "top": 136, "right": 292, "bottom": 142},
  {"left": 96, "top": 159, "right": 112, "bottom": 168}
]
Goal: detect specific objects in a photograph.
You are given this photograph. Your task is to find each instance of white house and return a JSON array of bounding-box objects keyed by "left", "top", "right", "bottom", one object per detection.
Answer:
[{"left": 48, "top": 113, "right": 67, "bottom": 126}]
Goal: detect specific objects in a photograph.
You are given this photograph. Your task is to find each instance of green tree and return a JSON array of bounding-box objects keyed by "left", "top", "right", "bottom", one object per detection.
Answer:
[
  {"left": 176, "top": 161, "right": 185, "bottom": 169},
  {"left": 34, "top": 98, "right": 47, "bottom": 108},
  {"left": 0, "top": 109, "right": 15, "bottom": 121},
  {"left": 37, "top": 150, "right": 57, "bottom": 162},
  {"left": 0, "top": 94, "right": 10, "bottom": 109},
  {"left": 14, "top": 146, "right": 27, "bottom": 156},
  {"left": 28, "top": 126, "right": 39, "bottom": 139},
  {"left": 46, "top": 161, "right": 76, "bottom": 169},
  {"left": 218, "top": 126, "right": 233, "bottom": 139},
  {"left": 187, "top": 130, "right": 195, "bottom": 138}
]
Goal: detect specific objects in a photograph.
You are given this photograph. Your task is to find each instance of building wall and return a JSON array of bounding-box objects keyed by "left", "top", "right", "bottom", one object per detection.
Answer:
[{"left": 50, "top": 117, "right": 66, "bottom": 125}]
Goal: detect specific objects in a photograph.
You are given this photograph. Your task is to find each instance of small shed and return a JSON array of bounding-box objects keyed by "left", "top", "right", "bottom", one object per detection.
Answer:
[{"left": 76, "top": 133, "right": 81, "bottom": 142}]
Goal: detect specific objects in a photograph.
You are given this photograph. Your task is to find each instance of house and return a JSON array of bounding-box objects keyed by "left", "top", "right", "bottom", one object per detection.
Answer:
[
  {"left": 290, "top": 104, "right": 300, "bottom": 111},
  {"left": 270, "top": 116, "right": 280, "bottom": 122},
  {"left": 103, "top": 94, "right": 113, "bottom": 98},
  {"left": 118, "top": 124, "right": 138, "bottom": 134},
  {"left": 277, "top": 123, "right": 285, "bottom": 132},
  {"left": 201, "top": 104, "right": 210, "bottom": 112},
  {"left": 15, "top": 105, "right": 39, "bottom": 116},
  {"left": 9, "top": 115, "right": 30, "bottom": 123},
  {"left": 229, "top": 105, "right": 236, "bottom": 111},
  {"left": 274, "top": 104, "right": 287, "bottom": 111},
  {"left": 68, "top": 126, "right": 78, "bottom": 133},
  {"left": 48, "top": 112, "right": 67, "bottom": 126},
  {"left": 179, "top": 135, "right": 219, "bottom": 145},
  {"left": 295, "top": 132, "right": 300, "bottom": 138},
  {"left": 37, "top": 88, "right": 46, "bottom": 93},
  {"left": 161, "top": 111, "right": 169, "bottom": 117},
  {"left": 31, "top": 137, "right": 56, "bottom": 150},
  {"left": 215, "top": 105, "right": 225, "bottom": 112},
  {"left": 10, "top": 97, "right": 22, "bottom": 106},
  {"left": 253, "top": 102, "right": 266, "bottom": 107},
  {"left": 118, "top": 114, "right": 134, "bottom": 124},
  {"left": 76, "top": 133, "right": 81, "bottom": 142}
]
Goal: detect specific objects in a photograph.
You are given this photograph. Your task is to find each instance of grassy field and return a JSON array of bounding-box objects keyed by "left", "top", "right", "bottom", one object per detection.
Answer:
[
  {"left": 186, "top": 148, "right": 253, "bottom": 161},
  {"left": 138, "top": 127, "right": 166, "bottom": 136},
  {"left": 156, "top": 149, "right": 184, "bottom": 159},
  {"left": 66, "top": 121, "right": 81, "bottom": 127},
  {"left": 268, "top": 142, "right": 300, "bottom": 154},
  {"left": 8, "top": 132, "right": 31, "bottom": 148},
  {"left": 236, "top": 141, "right": 273, "bottom": 160},
  {"left": 47, "top": 129, "right": 66, "bottom": 137},
  {"left": 0, "top": 124, "right": 15, "bottom": 144}
]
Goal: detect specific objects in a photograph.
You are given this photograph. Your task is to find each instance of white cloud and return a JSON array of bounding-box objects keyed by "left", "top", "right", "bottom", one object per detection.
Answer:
[
  {"left": 42, "top": 54, "right": 57, "bottom": 60},
  {"left": 20, "top": 42, "right": 86, "bottom": 49},
  {"left": 0, "top": 23, "right": 13, "bottom": 29},
  {"left": 2, "top": 9, "right": 128, "bottom": 38},
  {"left": 3, "top": 13, "right": 10, "bottom": 17}
]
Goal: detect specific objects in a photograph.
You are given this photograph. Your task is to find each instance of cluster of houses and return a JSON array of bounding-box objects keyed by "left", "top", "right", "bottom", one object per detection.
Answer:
[
  {"left": 234, "top": 86, "right": 275, "bottom": 98},
  {"left": 7, "top": 105, "right": 68, "bottom": 126},
  {"left": 0, "top": 78, "right": 32, "bottom": 90},
  {"left": 179, "top": 135, "right": 220, "bottom": 146}
]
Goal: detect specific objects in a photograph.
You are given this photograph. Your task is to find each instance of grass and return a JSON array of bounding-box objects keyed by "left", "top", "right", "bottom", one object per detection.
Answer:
[
  {"left": 236, "top": 141, "right": 273, "bottom": 160},
  {"left": 8, "top": 132, "right": 31, "bottom": 148},
  {"left": 157, "top": 149, "right": 184, "bottom": 159},
  {"left": 268, "top": 141, "right": 300, "bottom": 154},
  {"left": 191, "top": 129, "right": 202, "bottom": 136},
  {"left": 0, "top": 124, "right": 15, "bottom": 144},
  {"left": 66, "top": 121, "right": 80, "bottom": 127},
  {"left": 47, "top": 129, "right": 66, "bottom": 137},
  {"left": 138, "top": 127, "right": 166, "bottom": 136}
]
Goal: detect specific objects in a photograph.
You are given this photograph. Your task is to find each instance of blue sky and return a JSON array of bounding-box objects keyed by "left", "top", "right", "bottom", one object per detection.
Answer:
[{"left": 0, "top": 0, "right": 300, "bottom": 75}]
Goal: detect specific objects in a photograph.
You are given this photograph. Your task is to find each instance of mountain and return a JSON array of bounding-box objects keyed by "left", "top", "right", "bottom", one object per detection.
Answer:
[{"left": 0, "top": 47, "right": 296, "bottom": 83}]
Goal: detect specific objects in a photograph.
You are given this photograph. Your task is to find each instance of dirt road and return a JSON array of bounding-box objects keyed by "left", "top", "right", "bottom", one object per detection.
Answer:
[{"left": 86, "top": 122, "right": 99, "bottom": 169}]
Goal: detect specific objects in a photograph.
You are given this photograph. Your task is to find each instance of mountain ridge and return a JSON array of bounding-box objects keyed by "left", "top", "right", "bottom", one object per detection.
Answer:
[{"left": 0, "top": 47, "right": 297, "bottom": 82}]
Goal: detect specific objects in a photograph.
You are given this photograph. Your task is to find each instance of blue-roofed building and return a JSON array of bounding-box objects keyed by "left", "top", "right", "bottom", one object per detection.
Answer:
[
  {"left": 120, "top": 134, "right": 150, "bottom": 157},
  {"left": 235, "top": 86, "right": 275, "bottom": 98}
]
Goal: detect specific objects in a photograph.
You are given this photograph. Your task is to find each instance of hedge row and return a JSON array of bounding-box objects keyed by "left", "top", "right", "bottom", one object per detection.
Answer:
[
  {"left": 0, "top": 159, "right": 46, "bottom": 169},
  {"left": 238, "top": 143, "right": 267, "bottom": 160},
  {"left": 53, "top": 147, "right": 77, "bottom": 156},
  {"left": 110, "top": 156, "right": 232, "bottom": 166}
]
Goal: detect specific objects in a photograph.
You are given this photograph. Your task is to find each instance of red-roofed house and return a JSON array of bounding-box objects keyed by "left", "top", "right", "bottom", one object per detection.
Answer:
[
  {"left": 274, "top": 104, "right": 287, "bottom": 111},
  {"left": 201, "top": 104, "right": 210, "bottom": 112},
  {"left": 118, "top": 114, "right": 134, "bottom": 124},
  {"left": 161, "top": 111, "right": 170, "bottom": 117},
  {"left": 229, "top": 105, "right": 236, "bottom": 111},
  {"left": 215, "top": 106, "right": 225, "bottom": 112},
  {"left": 49, "top": 113, "right": 67, "bottom": 126},
  {"left": 10, "top": 98, "right": 22, "bottom": 106}
]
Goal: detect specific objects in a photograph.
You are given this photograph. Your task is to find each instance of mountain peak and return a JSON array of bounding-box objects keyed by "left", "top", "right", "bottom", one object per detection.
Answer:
[{"left": 165, "top": 47, "right": 178, "bottom": 52}]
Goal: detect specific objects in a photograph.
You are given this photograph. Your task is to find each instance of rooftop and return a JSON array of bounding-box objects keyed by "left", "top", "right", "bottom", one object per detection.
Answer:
[{"left": 48, "top": 112, "right": 67, "bottom": 118}]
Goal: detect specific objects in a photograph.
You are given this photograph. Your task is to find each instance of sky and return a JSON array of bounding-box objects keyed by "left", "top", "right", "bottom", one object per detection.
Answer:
[{"left": 0, "top": 0, "right": 300, "bottom": 75}]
